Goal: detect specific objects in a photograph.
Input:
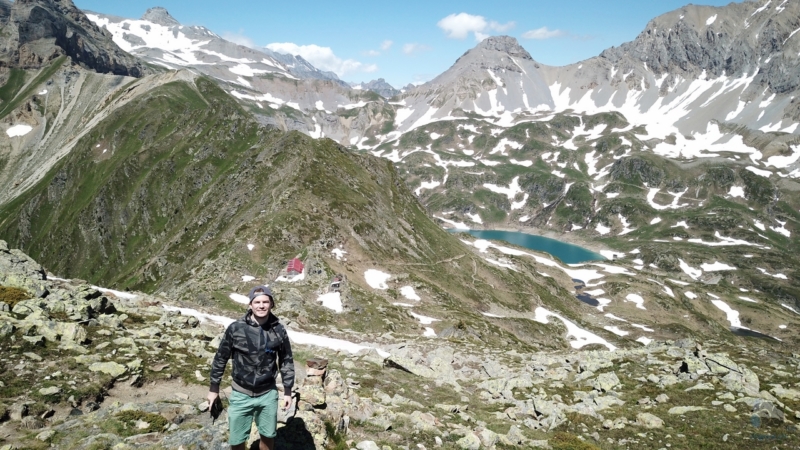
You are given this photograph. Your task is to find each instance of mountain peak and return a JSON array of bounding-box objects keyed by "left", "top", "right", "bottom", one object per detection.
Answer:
[
  {"left": 475, "top": 35, "right": 533, "bottom": 60},
  {"left": 141, "top": 7, "right": 179, "bottom": 26}
]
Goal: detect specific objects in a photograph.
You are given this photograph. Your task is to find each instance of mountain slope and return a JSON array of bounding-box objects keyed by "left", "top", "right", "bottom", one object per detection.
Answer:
[
  {"left": 0, "top": 0, "right": 151, "bottom": 77},
  {"left": 85, "top": 7, "right": 342, "bottom": 85},
  {"left": 0, "top": 74, "right": 611, "bottom": 351}
]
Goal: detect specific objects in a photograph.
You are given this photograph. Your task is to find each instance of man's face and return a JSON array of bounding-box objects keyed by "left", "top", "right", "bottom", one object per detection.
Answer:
[{"left": 250, "top": 294, "right": 273, "bottom": 318}]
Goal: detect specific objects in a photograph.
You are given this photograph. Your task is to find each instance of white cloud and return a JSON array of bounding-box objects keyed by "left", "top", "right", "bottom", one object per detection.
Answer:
[
  {"left": 522, "top": 27, "right": 565, "bottom": 40},
  {"left": 437, "top": 13, "right": 515, "bottom": 41},
  {"left": 265, "top": 42, "right": 377, "bottom": 77},
  {"left": 221, "top": 30, "right": 256, "bottom": 48},
  {"left": 402, "top": 43, "right": 430, "bottom": 55},
  {"left": 363, "top": 40, "right": 394, "bottom": 57}
]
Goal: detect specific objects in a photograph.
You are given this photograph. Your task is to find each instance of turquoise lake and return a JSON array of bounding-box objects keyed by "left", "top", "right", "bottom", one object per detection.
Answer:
[{"left": 454, "top": 229, "right": 606, "bottom": 264}]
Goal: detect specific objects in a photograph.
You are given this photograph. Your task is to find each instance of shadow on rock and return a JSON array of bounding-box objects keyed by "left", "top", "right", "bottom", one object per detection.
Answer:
[{"left": 255, "top": 417, "right": 316, "bottom": 450}]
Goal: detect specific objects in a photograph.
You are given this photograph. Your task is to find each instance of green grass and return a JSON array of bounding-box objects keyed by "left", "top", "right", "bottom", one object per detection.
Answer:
[
  {"left": 0, "top": 56, "right": 66, "bottom": 120},
  {"left": 0, "top": 69, "right": 26, "bottom": 105},
  {"left": 0, "top": 285, "right": 31, "bottom": 308}
]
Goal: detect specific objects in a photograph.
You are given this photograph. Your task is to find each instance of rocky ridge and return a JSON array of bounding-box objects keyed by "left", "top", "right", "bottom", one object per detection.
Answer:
[
  {"left": 0, "top": 0, "right": 151, "bottom": 77},
  {"left": 352, "top": 79, "right": 401, "bottom": 99},
  {"left": 1, "top": 241, "right": 799, "bottom": 449}
]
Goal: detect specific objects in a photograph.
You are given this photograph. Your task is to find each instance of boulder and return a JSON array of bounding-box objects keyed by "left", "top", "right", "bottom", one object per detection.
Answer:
[
  {"left": 751, "top": 400, "right": 785, "bottom": 422},
  {"left": 38, "top": 387, "right": 61, "bottom": 396},
  {"left": 0, "top": 321, "right": 14, "bottom": 337},
  {"left": 770, "top": 385, "right": 800, "bottom": 401},
  {"left": 456, "top": 432, "right": 481, "bottom": 450},
  {"left": 409, "top": 410, "right": 440, "bottom": 434},
  {"left": 668, "top": 406, "right": 707, "bottom": 414},
  {"left": 721, "top": 367, "right": 759, "bottom": 396},
  {"left": 636, "top": 413, "right": 664, "bottom": 429},
  {"left": 0, "top": 244, "right": 47, "bottom": 294},
  {"left": 579, "top": 351, "right": 614, "bottom": 373},
  {"left": 478, "top": 427, "right": 499, "bottom": 447},
  {"left": 355, "top": 441, "right": 380, "bottom": 450},
  {"left": 299, "top": 384, "right": 325, "bottom": 407},
  {"left": 385, "top": 355, "right": 436, "bottom": 378},
  {"left": 88, "top": 362, "right": 128, "bottom": 378},
  {"left": 705, "top": 354, "right": 739, "bottom": 375},
  {"left": 593, "top": 372, "right": 620, "bottom": 392}
]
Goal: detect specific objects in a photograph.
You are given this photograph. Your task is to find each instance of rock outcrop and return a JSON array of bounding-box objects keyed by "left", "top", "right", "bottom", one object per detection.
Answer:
[{"left": 0, "top": 0, "right": 150, "bottom": 76}]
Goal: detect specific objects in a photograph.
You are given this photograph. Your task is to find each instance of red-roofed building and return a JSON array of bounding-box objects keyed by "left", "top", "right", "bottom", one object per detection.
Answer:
[{"left": 287, "top": 258, "right": 304, "bottom": 275}]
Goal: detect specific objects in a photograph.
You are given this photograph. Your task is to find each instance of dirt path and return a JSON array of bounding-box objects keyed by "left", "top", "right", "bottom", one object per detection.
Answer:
[{"left": 104, "top": 379, "right": 210, "bottom": 406}]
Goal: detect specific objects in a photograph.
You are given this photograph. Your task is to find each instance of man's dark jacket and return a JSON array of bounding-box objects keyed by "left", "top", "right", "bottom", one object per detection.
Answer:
[{"left": 209, "top": 310, "right": 295, "bottom": 396}]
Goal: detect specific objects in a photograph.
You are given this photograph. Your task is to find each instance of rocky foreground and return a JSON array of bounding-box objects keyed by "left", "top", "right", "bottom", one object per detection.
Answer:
[{"left": 1, "top": 240, "right": 799, "bottom": 449}]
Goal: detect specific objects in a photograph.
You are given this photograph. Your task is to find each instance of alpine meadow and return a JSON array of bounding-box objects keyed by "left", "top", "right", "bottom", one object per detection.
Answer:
[{"left": 1, "top": 0, "right": 800, "bottom": 449}]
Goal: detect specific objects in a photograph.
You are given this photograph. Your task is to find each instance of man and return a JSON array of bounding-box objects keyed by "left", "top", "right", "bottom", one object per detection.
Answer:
[{"left": 208, "top": 285, "right": 295, "bottom": 450}]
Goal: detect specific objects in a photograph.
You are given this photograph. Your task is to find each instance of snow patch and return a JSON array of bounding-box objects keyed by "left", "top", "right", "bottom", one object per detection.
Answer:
[
  {"left": 400, "top": 286, "right": 421, "bottom": 301},
  {"left": 229, "top": 293, "right": 250, "bottom": 304},
  {"left": 409, "top": 311, "right": 440, "bottom": 325},
  {"left": 6, "top": 125, "right": 32, "bottom": 137},
  {"left": 625, "top": 293, "right": 646, "bottom": 310},
  {"left": 534, "top": 307, "right": 616, "bottom": 351},
  {"left": 331, "top": 247, "right": 347, "bottom": 260},
  {"left": 364, "top": 269, "right": 391, "bottom": 289},
  {"left": 317, "top": 292, "right": 343, "bottom": 312}
]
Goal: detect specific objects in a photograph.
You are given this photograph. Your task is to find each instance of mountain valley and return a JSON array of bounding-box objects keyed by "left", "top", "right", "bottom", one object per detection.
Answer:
[{"left": 1, "top": 0, "right": 800, "bottom": 448}]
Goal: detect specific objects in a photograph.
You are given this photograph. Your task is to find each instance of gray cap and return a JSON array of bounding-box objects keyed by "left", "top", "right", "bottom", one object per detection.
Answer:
[{"left": 247, "top": 285, "right": 274, "bottom": 305}]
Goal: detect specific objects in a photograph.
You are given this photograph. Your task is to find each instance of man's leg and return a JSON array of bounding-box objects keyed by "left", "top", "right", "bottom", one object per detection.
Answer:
[
  {"left": 228, "top": 391, "right": 255, "bottom": 449},
  {"left": 259, "top": 435, "right": 275, "bottom": 450},
  {"left": 253, "top": 390, "right": 279, "bottom": 450}
]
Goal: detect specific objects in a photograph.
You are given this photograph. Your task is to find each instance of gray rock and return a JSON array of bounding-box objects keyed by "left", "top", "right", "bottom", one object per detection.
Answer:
[
  {"left": 686, "top": 382, "right": 715, "bottom": 391},
  {"left": 752, "top": 400, "right": 785, "bottom": 422},
  {"left": 770, "top": 385, "right": 800, "bottom": 401},
  {"left": 668, "top": 406, "right": 707, "bottom": 414},
  {"left": 88, "top": 362, "right": 128, "bottom": 378},
  {"left": 0, "top": 321, "right": 14, "bottom": 337},
  {"left": 506, "top": 424, "right": 527, "bottom": 445},
  {"left": 36, "top": 429, "right": 55, "bottom": 442},
  {"left": 636, "top": 412, "right": 664, "bottom": 429},
  {"left": 38, "top": 386, "right": 61, "bottom": 396},
  {"left": 479, "top": 428, "right": 499, "bottom": 448},
  {"left": 456, "top": 432, "right": 481, "bottom": 450},
  {"left": 409, "top": 411, "right": 440, "bottom": 434},
  {"left": 356, "top": 441, "right": 380, "bottom": 450},
  {"left": 592, "top": 372, "right": 620, "bottom": 392},
  {"left": 721, "top": 367, "right": 759, "bottom": 396},
  {"left": 386, "top": 355, "right": 436, "bottom": 378},
  {"left": 9, "top": 402, "right": 29, "bottom": 421},
  {"left": 705, "top": 355, "right": 740, "bottom": 375},
  {"left": 579, "top": 352, "right": 614, "bottom": 373},
  {"left": 23, "top": 350, "right": 43, "bottom": 360}
]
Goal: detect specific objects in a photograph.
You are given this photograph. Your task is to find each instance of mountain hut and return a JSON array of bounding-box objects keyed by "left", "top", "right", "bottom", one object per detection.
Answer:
[{"left": 287, "top": 258, "right": 304, "bottom": 275}]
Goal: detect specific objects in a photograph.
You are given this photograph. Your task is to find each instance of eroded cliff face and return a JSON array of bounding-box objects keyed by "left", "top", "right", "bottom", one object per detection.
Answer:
[
  {"left": 599, "top": 0, "right": 800, "bottom": 95},
  {"left": 0, "top": 0, "right": 151, "bottom": 77}
]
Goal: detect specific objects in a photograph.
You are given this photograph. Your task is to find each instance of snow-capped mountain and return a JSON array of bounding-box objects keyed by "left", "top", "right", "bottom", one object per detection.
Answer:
[
  {"left": 85, "top": 7, "right": 344, "bottom": 85},
  {"left": 85, "top": 7, "right": 389, "bottom": 141},
  {"left": 390, "top": 36, "right": 554, "bottom": 134},
  {"left": 350, "top": 78, "right": 401, "bottom": 98}
]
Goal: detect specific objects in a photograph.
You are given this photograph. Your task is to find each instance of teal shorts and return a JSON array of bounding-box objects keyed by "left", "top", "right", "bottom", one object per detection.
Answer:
[{"left": 228, "top": 389, "right": 279, "bottom": 445}]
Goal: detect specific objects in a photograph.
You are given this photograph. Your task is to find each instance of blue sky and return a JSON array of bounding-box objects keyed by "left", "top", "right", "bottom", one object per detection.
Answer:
[{"left": 74, "top": 0, "right": 740, "bottom": 88}]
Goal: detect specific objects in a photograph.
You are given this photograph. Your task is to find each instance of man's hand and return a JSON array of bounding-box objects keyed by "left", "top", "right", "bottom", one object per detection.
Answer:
[
  {"left": 282, "top": 394, "right": 292, "bottom": 410},
  {"left": 208, "top": 391, "right": 223, "bottom": 424},
  {"left": 207, "top": 391, "right": 219, "bottom": 406}
]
